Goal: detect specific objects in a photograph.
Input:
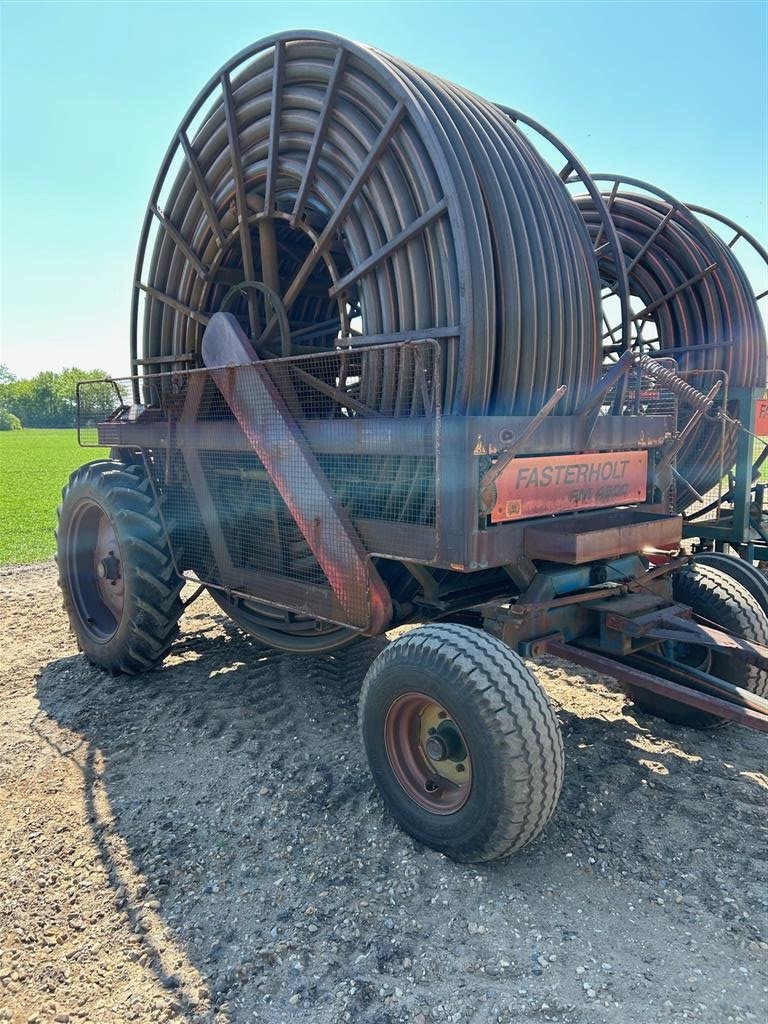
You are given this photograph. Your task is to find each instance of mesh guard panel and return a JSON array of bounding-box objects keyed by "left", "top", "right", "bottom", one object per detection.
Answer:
[{"left": 130, "top": 341, "right": 440, "bottom": 631}]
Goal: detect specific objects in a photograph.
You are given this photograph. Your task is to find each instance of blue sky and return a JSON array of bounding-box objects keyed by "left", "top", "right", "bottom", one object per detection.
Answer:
[{"left": 1, "top": 0, "right": 766, "bottom": 379}]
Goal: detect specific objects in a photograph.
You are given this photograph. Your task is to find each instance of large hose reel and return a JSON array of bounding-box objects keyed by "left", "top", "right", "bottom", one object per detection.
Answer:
[{"left": 132, "top": 31, "right": 766, "bottom": 513}]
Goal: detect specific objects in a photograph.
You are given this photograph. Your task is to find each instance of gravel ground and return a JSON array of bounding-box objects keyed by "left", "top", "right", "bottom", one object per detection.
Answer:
[{"left": 1, "top": 562, "right": 766, "bottom": 1024}]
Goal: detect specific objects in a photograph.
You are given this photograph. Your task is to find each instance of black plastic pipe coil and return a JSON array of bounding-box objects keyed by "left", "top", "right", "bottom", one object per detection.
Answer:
[
  {"left": 132, "top": 30, "right": 765, "bottom": 508},
  {"left": 132, "top": 31, "right": 602, "bottom": 416},
  {"left": 575, "top": 181, "right": 766, "bottom": 506}
]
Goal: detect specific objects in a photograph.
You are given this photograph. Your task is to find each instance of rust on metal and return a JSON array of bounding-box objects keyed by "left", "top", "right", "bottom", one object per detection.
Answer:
[
  {"left": 479, "top": 384, "right": 567, "bottom": 511},
  {"left": 201, "top": 312, "right": 392, "bottom": 634},
  {"left": 542, "top": 639, "right": 768, "bottom": 733},
  {"left": 522, "top": 509, "right": 681, "bottom": 564},
  {"left": 384, "top": 692, "right": 472, "bottom": 814},
  {"left": 491, "top": 451, "right": 648, "bottom": 523},
  {"left": 755, "top": 397, "right": 768, "bottom": 437},
  {"left": 640, "top": 617, "right": 768, "bottom": 669}
]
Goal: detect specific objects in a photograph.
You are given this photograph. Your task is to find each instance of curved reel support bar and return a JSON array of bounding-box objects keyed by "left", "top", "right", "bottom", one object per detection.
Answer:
[
  {"left": 498, "top": 108, "right": 632, "bottom": 355},
  {"left": 131, "top": 30, "right": 603, "bottom": 419},
  {"left": 582, "top": 173, "right": 695, "bottom": 355},
  {"left": 685, "top": 204, "right": 768, "bottom": 309},
  {"left": 574, "top": 173, "right": 767, "bottom": 509},
  {"left": 585, "top": 173, "right": 766, "bottom": 380},
  {"left": 220, "top": 280, "right": 293, "bottom": 357}
]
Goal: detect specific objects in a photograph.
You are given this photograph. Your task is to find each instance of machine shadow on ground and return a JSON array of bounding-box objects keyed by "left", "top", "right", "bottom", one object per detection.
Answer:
[{"left": 33, "top": 612, "right": 768, "bottom": 1023}]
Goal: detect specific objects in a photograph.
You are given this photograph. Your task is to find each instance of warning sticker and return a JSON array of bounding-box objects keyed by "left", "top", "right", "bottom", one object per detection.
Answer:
[{"left": 491, "top": 450, "right": 648, "bottom": 523}]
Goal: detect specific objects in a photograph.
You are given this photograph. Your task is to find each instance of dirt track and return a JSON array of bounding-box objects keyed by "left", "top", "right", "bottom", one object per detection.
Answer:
[{"left": 1, "top": 562, "right": 766, "bottom": 1024}]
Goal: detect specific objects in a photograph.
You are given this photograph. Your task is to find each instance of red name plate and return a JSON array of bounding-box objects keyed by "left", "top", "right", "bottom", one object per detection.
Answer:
[{"left": 491, "top": 450, "right": 648, "bottom": 523}]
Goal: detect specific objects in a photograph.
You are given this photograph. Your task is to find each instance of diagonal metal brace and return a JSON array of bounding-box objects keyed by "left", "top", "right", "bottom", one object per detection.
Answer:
[
  {"left": 608, "top": 605, "right": 768, "bottom": 670},
  {"left": 643, "top": 617, "right": 768, "bottom": 670},
  {"left": 541, "top": 638, "right": 768, "bottom": 733},
  {"left": 479, "top": 385, "right": 567, "bottom": 512},
  {"left": 201, "top": 312, "right": 392, "bottom": 633},
  {"left": 576, "top": 349, "right": 635, "bottom": 441}
]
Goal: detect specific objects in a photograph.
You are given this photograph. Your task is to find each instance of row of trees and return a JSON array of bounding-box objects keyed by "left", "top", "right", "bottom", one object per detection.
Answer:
[{"left": 0, "top": 365, "right": 122, "bottom": 429}]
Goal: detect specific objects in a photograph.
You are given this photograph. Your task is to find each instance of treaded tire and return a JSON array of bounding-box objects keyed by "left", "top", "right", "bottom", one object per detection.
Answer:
[
  {"left": 627, "top": 564, "right": 768, "bottom": 728},
  {"left": 56, "top": 460, "right": 184, "bottom": 674},
  {"left": 359, "top": 624, "right": 564, "bottom": 862},
  {"left": 693, "top": 552, "right": 768, "bottom": 617}
]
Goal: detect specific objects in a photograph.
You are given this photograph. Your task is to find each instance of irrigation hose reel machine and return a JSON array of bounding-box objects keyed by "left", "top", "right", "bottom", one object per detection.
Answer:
[{"left": 61, "top": 32, "right": 768, "bottom": 863}]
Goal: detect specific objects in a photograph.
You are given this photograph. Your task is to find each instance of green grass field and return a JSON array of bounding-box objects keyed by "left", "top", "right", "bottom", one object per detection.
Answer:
[
  {"left": 0, "top": 427, "right": 765, "bottom": 567},
  {"left": 0, "top": 430, "right": 107, "bottom": 564}
]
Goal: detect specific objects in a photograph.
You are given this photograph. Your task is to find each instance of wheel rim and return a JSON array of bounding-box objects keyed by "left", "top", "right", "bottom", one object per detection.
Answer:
[
  {"left": 659, "top": 636, "right": 712, "bottom": 675},
  {"left": 384, "top": 692, "right": 472, "bottom": 814},
  {"left": 68, "top": 499, "right": 125, "bottom": 642}
]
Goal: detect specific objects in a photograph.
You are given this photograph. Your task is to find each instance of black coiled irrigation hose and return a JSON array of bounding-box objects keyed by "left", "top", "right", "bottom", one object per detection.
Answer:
[
  {"left": 131, "top": 30, "right": 603, "bottom": 416},
  {"left": 131, "top": 31, "right": 765, "bottom": 512},
  {"left": 574, "top": 176, "right": 766, "bottom": 508}
]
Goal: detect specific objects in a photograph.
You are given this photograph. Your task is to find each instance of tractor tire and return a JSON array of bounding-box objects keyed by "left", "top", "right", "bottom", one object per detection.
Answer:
[
  {"left": 56, "top": 460, "right": 184, "bottom": 674},
  {"left": 693, "top": 551, "right": 768, "bottom": 617},
  {"left": 359, "top": 624, "right": 563, "bottom": 862},
  {"left": 626, "top": 564, "right": 768, "bottom": 728}
]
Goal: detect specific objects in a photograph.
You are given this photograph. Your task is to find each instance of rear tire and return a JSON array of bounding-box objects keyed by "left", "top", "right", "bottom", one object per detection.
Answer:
[
  {"left": 56, "top": 460, "right": 184, "bottom": 674},
  {"left": 359, "top": 624, "right": 563, "bottom": 862},
  {"left": 626, "top": 564, "right": 768, "bottom": 728},
  {"left": 693, "top": 551, "right": 768, "bottom": 616}
]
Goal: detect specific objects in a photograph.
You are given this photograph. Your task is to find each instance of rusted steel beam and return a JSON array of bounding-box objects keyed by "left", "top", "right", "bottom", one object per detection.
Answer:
[
  {"left": 201, "top": 312, "right": 392, "bottom": 633},
  {"left": 543, "top": 638, "right": 768, "bottom": 733},
  {"left": 98, "top": 415, "right": 435, "bottom": 455},
  {"left": 97, "top": 410, "right": 672, "bottom": 460},
  {"left": 640, "top": 618, "right": 768, "bottom": 669}
]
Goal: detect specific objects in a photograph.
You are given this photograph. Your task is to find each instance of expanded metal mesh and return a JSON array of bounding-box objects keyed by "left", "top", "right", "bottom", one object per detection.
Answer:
[
  {"left": 685, "top": 389, "right": 767, "bottom": 535},
  {"left": 753, "top": 394, "right": 768, "bottom": 492},
  {"left": 76, "top": 379, "right": 130, "bottom": 447},
  {"left": 756, "top": 435, "right": 768, "bottom": 485},
  {"left": 672, "top": 369, "right": 730, "bottom": 521},
  {"left": 753, "top": 432, "right": 768, "bottom": 550},
  {"left": 595, "top": 361, "right": 678, "bottom": 513},
  {"left": 81, "top": 342, "right": 440, "bottom": 629},
  {"left": 602, "top": 358, "right": 679, "bottom": 422},
  {"left": 77, "top": 344, "right": 765, "bottom": 626}
]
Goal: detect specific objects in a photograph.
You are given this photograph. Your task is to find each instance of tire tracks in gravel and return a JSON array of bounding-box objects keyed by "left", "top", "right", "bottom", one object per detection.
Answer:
[
  {"left": 5, "top": 570, "right": 768, "bottom": 1024},
  {"left": 127, "top": 629, "right": 389, "bottom": 830},
  {"left": 275, "top": 639, "right": 389, "bottom": 825}
]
